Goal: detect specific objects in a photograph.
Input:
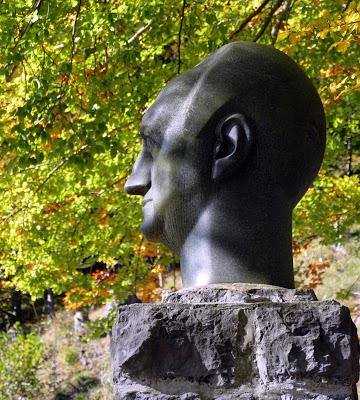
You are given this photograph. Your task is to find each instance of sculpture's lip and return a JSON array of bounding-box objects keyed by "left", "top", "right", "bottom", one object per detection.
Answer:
[{"left": 142, "top": 198, "right": 152, "bottom": 207}]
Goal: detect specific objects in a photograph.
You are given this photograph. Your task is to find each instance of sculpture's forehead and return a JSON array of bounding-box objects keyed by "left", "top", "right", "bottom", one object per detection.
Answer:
[
  {"left": 141, "top": 73, "right": 232, "bottom": 147},
  {"left": 139, "top": 41, "right": 314, "bottom": 144},
  {"left": 140, "top": 93, "right": 182, "bottom": 141},
  {"left": 140, "top": 70, "right": 203, "bottom": 143},
  {"left": 140, "top": 43, "right": 278, "bottom": 142}
]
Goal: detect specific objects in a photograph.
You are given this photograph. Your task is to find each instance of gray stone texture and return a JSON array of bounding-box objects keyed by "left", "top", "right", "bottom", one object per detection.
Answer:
[
  {"left": 161, "top": 284, "right": 318, "bottom": 304},
  {"left": 111, "top": 287, "right": 359, "bottom": 400}
]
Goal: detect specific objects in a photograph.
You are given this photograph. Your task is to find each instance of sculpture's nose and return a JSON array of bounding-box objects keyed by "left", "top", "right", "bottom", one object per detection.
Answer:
[
  {"left": 124, "top": 174, "right": 151, "bottom": 196},
  {"left": 124, "top": 149, "right": 152, "bottom": 196}
]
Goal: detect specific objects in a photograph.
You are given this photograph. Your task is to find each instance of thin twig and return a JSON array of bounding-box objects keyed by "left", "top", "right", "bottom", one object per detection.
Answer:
[
  {"left": 253, "top": 0, "right": 284, "bottom": 42},
  {"left": 5, "top": 0, "right": 43, "bottom": 81},
  {"left": 343, "top": 0, "right": 352, "bottom": 12},
  {"left": 70, "top": 0, "right": 82, "bottom": 72},
  {"left": 13, "top": 0, "right": 44, "bottom": 50},
  {"left": 177, "top": 0, "right": 186, "bottom": 74},
  {"left": 342, "top": 272, "right": 360, "bottom": 298},
  {"left": 127, "top": 19, "right": 154, "bottom": 45},
  {"left": 271, "top": 0, "right": 294, "bottom": 44},
  {"left": 1, "top": 144, "right": 89, "bottom": 226},
  {"left": 6, "top": 64, "right": 19, "bottom": 82},
  {"left": 8, "top": 162, "right": 57, "bottom": 176},
  {"left": 229, "top": 0, "right": 271, "bottom": 40},
  {"left": 34, "top": 144, "right": 88, "bottom": 195},
  {"left": 41, "top": 43, "right": 56, "bottom": 65},
  {"left": 45, "top": 0, "right": 50, "bottom": 19},
  {"left": 0, "top": 308, "right": 15, "bottom": 319},
  {"left": 334, "top": 19, "right": 360, "bottom": 26},
  {"left": 33, "top": 0, "right": 42, "bottom": 10},
  {"left": 21, "top": 59, "right": 28, "bottom": 93}
]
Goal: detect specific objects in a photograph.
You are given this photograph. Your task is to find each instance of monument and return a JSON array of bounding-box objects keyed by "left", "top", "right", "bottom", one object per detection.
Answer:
[{"left": 112, "top": 42, "right": 359, "bottom": 399}]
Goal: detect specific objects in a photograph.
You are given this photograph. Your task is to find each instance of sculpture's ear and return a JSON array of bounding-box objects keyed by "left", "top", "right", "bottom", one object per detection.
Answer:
[{"left": 212, "top": 113, "right": 253, "bottom": 180}]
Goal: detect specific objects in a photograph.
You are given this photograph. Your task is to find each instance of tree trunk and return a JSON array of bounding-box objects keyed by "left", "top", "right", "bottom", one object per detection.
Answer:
[
  {"left": 11, "top": 290, "right": 22, "bottom": 323},
  {"left": 44, "top": 288, "right": 55, "bottom": 318}
]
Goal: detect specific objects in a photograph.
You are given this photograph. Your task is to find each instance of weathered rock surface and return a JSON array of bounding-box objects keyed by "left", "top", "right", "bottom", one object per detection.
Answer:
[
  {"left": 111, "top": 286, "right": 359, "bottom": 400},
  {"left": 161, "top": 284, "right": 317, "bottom": 304}
]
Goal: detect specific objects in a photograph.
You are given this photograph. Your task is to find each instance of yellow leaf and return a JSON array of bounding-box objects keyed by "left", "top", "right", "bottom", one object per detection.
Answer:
[
  {"left": 345, "top": 11, "right": 359, "bottom": 24},
  {"left": 318, "top": 29, "right": 329, "bottom": 39},
  {"left": 337, "top": 40, "right": 351, "bottom": 53},
  {"left": 313, "top": 17, "right": 328, "bottom": 30},
  {"left": 284, "top": 45, "right": 296, "bottom": 56},
  {"left": 328, "top": 41, "right": 338, "bottom": 51},
  {"left": 346, "top": 1, "right": 357, "bottom": 12},
  {"left": 339, "top": 24, "right": 348, "bottom": 35},
  {"left": 289, "top": 33, "right": 300, "bottom": 45},
  {"left": 336, "top": 76, "right": 349, "bottom": 89},
  {"left": 277, "top": 31, "right": 289, "bottom": 41},
  {"left": 329, "top": 82, "right": 337, "bottom": 93},
  {"left": 322, "top": 9, "right": 330, "bottom": 18}
]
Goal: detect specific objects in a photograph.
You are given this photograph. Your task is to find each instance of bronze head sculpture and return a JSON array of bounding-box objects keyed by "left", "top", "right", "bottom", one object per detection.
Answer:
[{"left": 124, "top": 42, "right": 326, "bottom": 289}]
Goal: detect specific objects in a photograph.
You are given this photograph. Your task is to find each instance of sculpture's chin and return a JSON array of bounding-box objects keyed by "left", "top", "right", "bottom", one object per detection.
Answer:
[
  {"left": 140, "top": 202, "right": 163, "bottom": 243},
  {"left": 140, "top": 204, "right": 184, "bottom": 253},
  {"left": 141, "top": 221, "right": 181, "bottom": 254},
  {"left": 141, "top": 221, "right": 162, "bottom": 243}
]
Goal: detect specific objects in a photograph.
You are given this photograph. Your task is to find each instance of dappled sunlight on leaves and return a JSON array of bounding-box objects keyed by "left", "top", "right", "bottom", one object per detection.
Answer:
[{"left": 0, "top": 0, "right": 357, "bottom": 326}]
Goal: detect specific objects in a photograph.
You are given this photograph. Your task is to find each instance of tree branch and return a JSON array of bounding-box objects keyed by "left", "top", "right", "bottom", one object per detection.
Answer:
[
  {"left": 70, "top": 0, "right": 82, "bottom": 72},
  {"left": 0, "top": 308, "right": 15, "bottom": 320},
  {"left": 5, "top": 0, "right": 44, "bottom": 81},
  {"left": 253, "top": 0, "right": 284, "bottom": 42},
  {"left": 126, "top": 19, "right": 154, "bottom": 45},
  {"left": 6, "top": 64, "right": 19, "bottom": 82},
  {"left": 0, "top": 144, "right": 89, "bottom": 226},
  {"left": 333, "top": 20, "right": 360, "bottom": 26},
  {"left": 177, "top": 0, "right": 187, "bottom": 74},
  {"left": 14, "top": 0, "right": 44, "bottom": 48},
  {"left": 343, "top": 0, "right": 352, "bottom": 12},
  {"left": 229, "top": 0, "right": 271, "bottom": 40},
  {"left": 35, "top": 144, "right": 89, "bottom": 195},
  {"left": 271, "top": 0, "right": 294, "bottom": 44},
  {"left": 9, "top": 162, "right": 57, "bottom": 176}
]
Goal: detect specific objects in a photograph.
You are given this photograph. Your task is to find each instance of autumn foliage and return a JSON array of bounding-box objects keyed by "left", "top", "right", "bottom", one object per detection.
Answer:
[{"left": 0, "top": 0, "right": 358, "bottom": 315}]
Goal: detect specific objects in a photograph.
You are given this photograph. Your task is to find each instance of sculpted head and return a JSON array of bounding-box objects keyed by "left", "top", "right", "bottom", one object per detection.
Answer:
[{"left": 125, "top": 42, "right": 326, "bottom": 288}]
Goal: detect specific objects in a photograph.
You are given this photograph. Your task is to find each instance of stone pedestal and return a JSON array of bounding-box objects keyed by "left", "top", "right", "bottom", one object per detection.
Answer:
[{"left": 111, "top": 284, "right": 359, "bottom": 399}]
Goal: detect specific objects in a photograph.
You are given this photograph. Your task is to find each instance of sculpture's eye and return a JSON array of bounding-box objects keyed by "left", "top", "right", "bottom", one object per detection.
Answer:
[{"left": 143, "top": 136, "right": 160, "bottom": 155}]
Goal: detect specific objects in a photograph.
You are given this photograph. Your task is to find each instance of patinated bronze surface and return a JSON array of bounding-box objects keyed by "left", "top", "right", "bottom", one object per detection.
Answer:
[{"left": 124, "top": 42, "right": 326, "bottom": 288}]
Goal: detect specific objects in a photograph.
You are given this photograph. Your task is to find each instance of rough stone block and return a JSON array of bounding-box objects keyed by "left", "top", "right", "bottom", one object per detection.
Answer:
[
  {"left": 161, "top": 284, "right": 318, "bottom": 304},
  {"left": 111, "top": 287, "right": 359, "bottom": 399}
]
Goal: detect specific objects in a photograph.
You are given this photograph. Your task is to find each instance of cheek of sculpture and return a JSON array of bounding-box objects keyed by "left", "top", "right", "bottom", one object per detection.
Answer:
[
  {"left": 141, "top": 147, "right": 193, "bottom": 249},
  {"left": 140, "top": 151, "right": 179, "bottom": 244},
  {"left": 139, "top": 132, "right": 214, "bottom": 252}
]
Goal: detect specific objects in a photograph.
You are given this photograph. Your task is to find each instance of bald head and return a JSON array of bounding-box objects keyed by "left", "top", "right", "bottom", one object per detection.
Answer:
[
  {"left": 142, "top": 41, "right": 325, "bottom": 205},
  {"left": 125, "top": 42, "right": 326, "bottom": 287}
]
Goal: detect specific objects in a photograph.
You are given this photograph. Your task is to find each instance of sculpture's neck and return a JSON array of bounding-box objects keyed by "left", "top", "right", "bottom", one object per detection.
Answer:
[{"left": 180, "top": 202, "right": 294, "bottom": 289}]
